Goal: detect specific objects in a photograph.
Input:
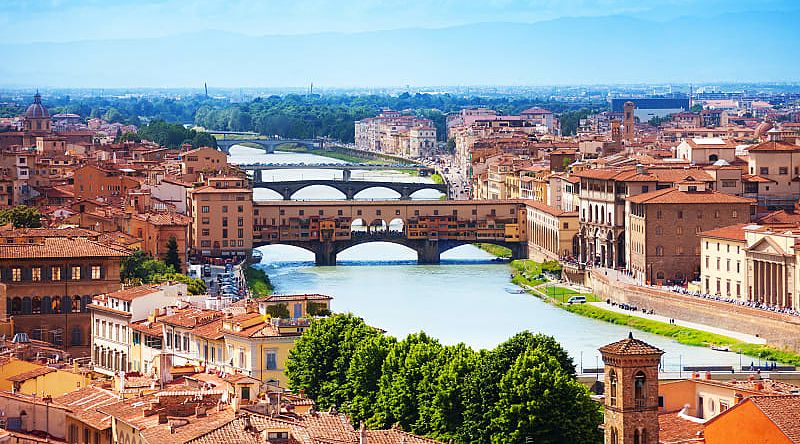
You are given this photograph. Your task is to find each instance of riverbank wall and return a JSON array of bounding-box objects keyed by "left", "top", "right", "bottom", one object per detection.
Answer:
[{"left": 587, "top": 271, "right": 800, "bottom": 353}]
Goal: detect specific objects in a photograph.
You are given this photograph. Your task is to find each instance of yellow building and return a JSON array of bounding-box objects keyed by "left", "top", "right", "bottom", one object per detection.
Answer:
[
  {"left": 221, "top": 312, "right": 307, "bottom": 387},
  {"left": 7, "top": 363, "right": 93, "bottom": 398},
  {"left": 524, "top": 200, "right": 579, "bottom": 261},
  {"left": 0, "top": 358, "right": 41, "bottom": 392},
  {"left": 55, "top": 385, "right": 118, "bottom": 444}
]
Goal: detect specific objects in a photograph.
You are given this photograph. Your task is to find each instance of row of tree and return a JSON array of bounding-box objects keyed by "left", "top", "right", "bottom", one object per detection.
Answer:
[
  {"left": 133, "top": 120, "right": 217, "bottom": 149},
  {"left": 285, "top": 313, "right": 602, "bottom": 444}
]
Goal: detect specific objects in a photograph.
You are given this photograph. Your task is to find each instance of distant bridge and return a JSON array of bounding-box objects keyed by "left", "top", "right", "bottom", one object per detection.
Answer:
[
  {"left": 238, "top": 163, "right": 431, "bottom": 172},
  {"left": 251, "top": 177, "right": 447, "bottom": 200},
  {"left": 216, "top": 138, "right": 321, "bottom": 154}
]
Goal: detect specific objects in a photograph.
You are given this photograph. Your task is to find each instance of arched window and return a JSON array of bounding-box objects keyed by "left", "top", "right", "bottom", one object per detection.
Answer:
[
  {"left": 634, "top": 371, "right": 647, "bottom": 405},
  {"left": 709, "top": 154, "right": 719, "bottom": 162},
  {"left": 42, "top": 296, "right": 52, "bottom": 314},
  {"left": 72, "top": 296, "right": 81, "bottom": 313},
  {"left": 610, "top": 427, "right": 619, "bottom": 444},
  {"left": 21, "top": 297, "right": 32, "bottom": 315},
  {"left": 51, "top": 296, "right": 60, "bottom": 313},
  {"left": 655, "top": 246, "right": 664, "bottom": 257},
  {"left": 61, "top": 295, "right": 72, "bottom": 314},
  {"left": 657, "top": 271, "right": 665, "bottom": 280},
  {"left": 11, "top": 298, "right": 21, "bottom": 315},
  {"left": 609, "top": 369, "right": 618, "bottom": 406},
  {"left": 634, "top": 429, "right": 641, "bottom": 444},
  {"left": 32, "top": 297, "right": 41, "bottom": 314},
  {"left": 71, "top": 326, "right": 82, "bottom": 346}
]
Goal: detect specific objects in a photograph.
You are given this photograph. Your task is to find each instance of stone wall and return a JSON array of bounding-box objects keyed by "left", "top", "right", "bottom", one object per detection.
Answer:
[{"left": 588, "top": 271, "right": 800, "bottom": 353}]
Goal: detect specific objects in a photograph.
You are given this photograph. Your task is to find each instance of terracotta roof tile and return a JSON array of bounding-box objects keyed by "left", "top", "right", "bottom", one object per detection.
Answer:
[
  {"left": 599, "top": 334, "right": 664, "bottom": 356},
  {"left": 6, "top": 366, "right": 55, "bottom": 382},
  {"left": 626, "top": 188, "right": 754, "bottom": 205},
  {"left": 54, "top": 386, "right": 119, "bottom": 430},
  {"left": 748, "top": 395, "right": 800, "bottom": 443},
  {"left": 748, "top": 141, "right": 800, "bottom": 152},
  {"left": 658, "top": 411, "right": 706, "bottom": 444},
  {"left": 699, "top": 223, "right": 749, "bottom": 242},
  {"left": 0, "top": 237, "right": 130, "bottom": 259}
]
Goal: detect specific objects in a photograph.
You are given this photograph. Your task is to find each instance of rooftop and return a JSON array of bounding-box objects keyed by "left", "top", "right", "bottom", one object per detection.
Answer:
[
  {"left": 626, "top": 188, "right": 754, "bottom": 205},
  {"left": 599, "top": 334, "right": 664, "bottom": 356}
]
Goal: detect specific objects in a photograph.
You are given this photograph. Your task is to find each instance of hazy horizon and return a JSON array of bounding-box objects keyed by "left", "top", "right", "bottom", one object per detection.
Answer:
[{"left": 2, "top": 0, "right": 799, "bottom": 88}]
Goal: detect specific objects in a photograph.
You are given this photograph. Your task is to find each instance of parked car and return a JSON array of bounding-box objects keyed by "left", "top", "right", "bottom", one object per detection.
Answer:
[{"left": 567, "top": 296, "right": 587, "bottom": 304}]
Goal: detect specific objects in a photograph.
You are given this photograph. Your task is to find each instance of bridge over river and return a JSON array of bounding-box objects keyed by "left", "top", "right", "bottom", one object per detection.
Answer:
[
  {"left": 216, "top": 138, "right": 321, "bottom": 154},
  {"left": 252, "top": 200, "right": 528, "bottom": 265}
]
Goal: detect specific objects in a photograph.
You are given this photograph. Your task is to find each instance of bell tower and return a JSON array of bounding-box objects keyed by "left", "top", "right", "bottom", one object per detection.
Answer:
[
  {"left": 600, "top": 333, "right": 663, "bottom": 444},
  {"left": 623, "top": 101, "right": 635, "bottom": 145}
]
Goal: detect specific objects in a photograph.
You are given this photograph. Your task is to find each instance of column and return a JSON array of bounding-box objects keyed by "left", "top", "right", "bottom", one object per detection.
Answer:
[
  {"left": 758, "top": 261, "right": 765, "bottom": 302},
  {"left": 766, "top": 262, "right": 772, "bottom": 305},
  {"left": 772, "top": 262, "right": 778, "bottom": 306},
  {"left": 778, "top": 265, "right": 785, "bottom": 307}
]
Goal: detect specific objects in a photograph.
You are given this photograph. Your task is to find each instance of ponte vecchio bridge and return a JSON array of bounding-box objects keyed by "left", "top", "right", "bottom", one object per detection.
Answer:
[{"left": 252, "top": 200, "right": 529, "bottom": 265}]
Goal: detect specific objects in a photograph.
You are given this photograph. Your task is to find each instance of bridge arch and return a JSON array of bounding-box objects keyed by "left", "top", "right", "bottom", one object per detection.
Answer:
[
  {"left": 336, "top": 241, "right": 418, "bottom": 263},
  {"left": 352, "top": 186, "right": 401, "bottom": 200},
  {"left": 408, "top": 188, "right": 447, "bottom": 199},
  {"left": 289, "top": 184, "right": 346, "bottom": 200},
  {"left": 388, "top": 218, "right": 405, "bottom": 232}
]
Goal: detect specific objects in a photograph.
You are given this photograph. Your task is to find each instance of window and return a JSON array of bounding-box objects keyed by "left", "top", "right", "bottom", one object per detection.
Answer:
[
  {"left": 71, "top": 266, "right": 81, "bottom": 280},
  {"left": 779, "top": 167, "right": 789, "bottom": 175},
  {"left": 202, "top": 217, "right": 210, "bottom": 224},
  {"left": 201, "top": 206, "right": 210, "bottom": 213},
  {"left": 610, "top": 428, "right": 619, "bottom": 444},
  {"left": 31, "top": 267, "right": 41, "bottom": 282},
  {"left": 183, "top": 335, "right": 189, "bottom": 351},
  {"left": 655, "top": 226, "right": 663, "bottom": 235},
  {"left": 634, "top": 371, "right": 646, "bottom": 404},
  {"left": 609, "top": 370, "right": 618, "bottom": 406},
  {"left": 760, "top": 167, "right": 769, "bottom": 175},
  {"left": 717, "top": 258, "right": 720, "bottom": 270},
  {"left": 656, "top": 210, "right": 662, "bottom": 219},
  {"left": 266, "top": 351, "right": 277, "bottom": 370},
  {"left": 239, "top": 347, "right": 245, "bottom": 367},
  {"left": 714, "top": 210, "right": 720, "bottom": 219},
  {"left": 91, "top": 266, "right": 101, "bottom": 280},
  {"left": 642, "top": 185, "right": 649, "bottom": 193},
  {"left": 655, "top": 246, "right": 664, "bottom": 257},
  {"left": 732, "top": 210, "right": 738, "bottom": 219},
  {"left": 11, "top": 268, "right": 21, "bottom": 282},
  {"left": 676, "top": 226, "right": 683, "bottom": 235},
  {"left": 677, "top": 210, "right": 683, "bottom": 219},
  {"left": 222, "top": 206, "right": 228, "bottom": 213},
  {"left": 202, "top": 229, "right": 210, "bottom": 236}
]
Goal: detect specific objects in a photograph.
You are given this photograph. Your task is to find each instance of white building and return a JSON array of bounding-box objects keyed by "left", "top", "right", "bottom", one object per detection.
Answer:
[{"left": 90, "top": 283, "right": 185, "bottom": 376}]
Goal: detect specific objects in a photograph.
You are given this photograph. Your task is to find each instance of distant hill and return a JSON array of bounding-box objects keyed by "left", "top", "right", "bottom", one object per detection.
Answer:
[{"left": 2, "top": 11, "right": 798, "bottom": 88}]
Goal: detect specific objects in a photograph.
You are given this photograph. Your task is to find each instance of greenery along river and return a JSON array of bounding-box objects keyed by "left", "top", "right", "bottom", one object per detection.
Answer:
[{"left": 231, "top": 145, "right": 752, "bottom": 372}]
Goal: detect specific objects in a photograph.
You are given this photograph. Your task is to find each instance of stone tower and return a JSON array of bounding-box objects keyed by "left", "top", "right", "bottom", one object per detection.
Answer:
[
  {"left": 600, "top": 333, "right": 663, "bottom": 444},
  {"left": 623, "top": 101, "right": 635, "bottom": 145}
]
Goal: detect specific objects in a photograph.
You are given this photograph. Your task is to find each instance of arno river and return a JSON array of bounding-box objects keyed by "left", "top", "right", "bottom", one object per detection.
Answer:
[{"left": 231, "top": 145, "right": 747, "bottom": 372}]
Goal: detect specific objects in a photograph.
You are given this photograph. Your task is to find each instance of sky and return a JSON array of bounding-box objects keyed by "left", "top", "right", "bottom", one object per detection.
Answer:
[
  {"left": 1, "top": 0, "right": 798, "bottom": 88},
  {"left": 1, "top": 0, "right": 797, "bottom": 43}
]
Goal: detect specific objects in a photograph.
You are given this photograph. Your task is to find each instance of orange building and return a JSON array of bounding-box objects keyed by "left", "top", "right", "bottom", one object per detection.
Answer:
[
  {"left": 179, "top": 146, "right": 228, "bottom": 182},
  {"left": 73, "top": 164, "right": 141, "bottom": 201},
  {"left": 188, "top": 176, "right": 253, "bottom": 260},
  {"left": 128, "top": 212, "right": 191, "bottom": 272},
  {"left": 702, "top": 395, "right": 800, "bottom": 444}
]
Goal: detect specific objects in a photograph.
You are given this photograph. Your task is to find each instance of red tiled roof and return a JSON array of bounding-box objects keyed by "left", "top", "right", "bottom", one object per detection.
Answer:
[
  {"left": 264, "top": 294, "right": 333, "bottom": 303},
  {"left": 7, "top": 366, "right": 55, "bottom": 382},
  {"left": 0, "top": 237, "right": 130, "bottom": 259},
  {"left": 104, "top": 285, "right": 161, "bottom": 302},
  {"left": 747, "top": 140, "right": 800, "bottom": 152},
  {"left": 524, "top": 200, "right": 577, "bottom": 217},
  {"left": 748, "top": 395, "right": 800, "bottom": 443},
  {"left": 699, "top": 223, "right": 749, "bottom": 242},
  {"left": 658, "top": 411, "right": 706, "bottom": 443},
  {"left": 54, "top": 386, "right": 119, "bottom": 430},
  {"left": 599, "top": 334, "right": 664, "bottom": 356},
  {"left": 626, "top": 188, "right": 754, "bottom": 205}
]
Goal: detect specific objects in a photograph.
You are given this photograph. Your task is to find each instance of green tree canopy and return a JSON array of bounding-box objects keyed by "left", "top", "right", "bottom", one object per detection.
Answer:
[
  {"left": 489, "top": 347, "right": 602, "bottom": 444},
  {"left": 0, "top": 206, "right": 42, "bottom": 228},
  {"left": 344, "top": 334, "right": 396, "bottom": 424},
  {"left": 286, "top": 313, "right": 382, "bottom": 409}
]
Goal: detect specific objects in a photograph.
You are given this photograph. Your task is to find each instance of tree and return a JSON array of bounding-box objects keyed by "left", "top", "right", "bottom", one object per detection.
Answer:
[
  {"left": 149, "top": 272, "right": 207, "bottom": 295},
  {"left": 344, "top": 334, "right": 396, "bottom": 423},
  {"left": 164, "top": 236, "right": 181, "bottom": 273},
  {"left": 458, "top": 332, "right": 574, "bottom": 443},
  {"left": 265, "top": 303, "right": 290, "bottom": 319},
  {"left": 370, "top": 332, "right": 445, "bottom": 435},
  {"left": 690, "top": 103, "right": 703, "bottom": 113},
  {"left": 120, "top": 249, "right": 173, "bottom": 283},
  {"left": 426, "top": 344, "right": 477, "bottom": 442},
  {"left": 489, "top": 347, "right": 602, "bottom": 444},
  {"left": 286, "top": 313, "right": 382, "bottom": 409},
  {"left": 0, "top": 206, "right": 42, "bottom": 228}
]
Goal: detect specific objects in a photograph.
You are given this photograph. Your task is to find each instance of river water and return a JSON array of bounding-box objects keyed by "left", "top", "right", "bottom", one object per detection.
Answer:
[{"left": 230, "top": 145, "right": 749, "bottom": 372}]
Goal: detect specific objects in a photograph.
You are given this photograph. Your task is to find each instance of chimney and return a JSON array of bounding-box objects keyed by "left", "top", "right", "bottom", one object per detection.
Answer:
[
  {"left": 359, "top": 422, "right": 367, "bottom": 444},
  {"left": 704, "top": 371, "right": 711, "bottom": 380},
  {"left": 635, "top": 163, "right": 646, "bottom": 175}
]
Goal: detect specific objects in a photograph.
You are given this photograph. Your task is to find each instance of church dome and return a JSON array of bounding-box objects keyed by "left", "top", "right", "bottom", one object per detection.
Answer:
[{"left": 24, "top": 92, "right": 49, "bottom": 119}]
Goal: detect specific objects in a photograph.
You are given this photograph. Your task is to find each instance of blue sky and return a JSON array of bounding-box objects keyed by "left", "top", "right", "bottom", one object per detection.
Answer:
[{"left": 1, "top": 0, "right": 796, "bottom": 43}]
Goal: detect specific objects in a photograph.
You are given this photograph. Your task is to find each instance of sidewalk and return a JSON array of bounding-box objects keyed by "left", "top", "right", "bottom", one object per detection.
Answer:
[{"left": 588, "top": 302, "right": 766, "bottom": 345}]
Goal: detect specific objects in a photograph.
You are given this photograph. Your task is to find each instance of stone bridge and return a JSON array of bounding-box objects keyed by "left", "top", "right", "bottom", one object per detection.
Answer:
[
  {"left": 254, "top": 231, "right": 527, "bottom": 266},
  {"left": 216, "top": 138, "right": 320, "bottom": 154},
  {"left": 252, "top": 199, "right": 529, "bottom": 265},
  {"left": 251, "top": 177, "right": 448, "bottom": 200}
]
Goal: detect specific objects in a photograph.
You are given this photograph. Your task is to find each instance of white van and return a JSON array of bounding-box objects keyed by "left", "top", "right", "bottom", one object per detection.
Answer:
[{"left": 567, "top": 296, "right": 587, "bottom": 304}]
